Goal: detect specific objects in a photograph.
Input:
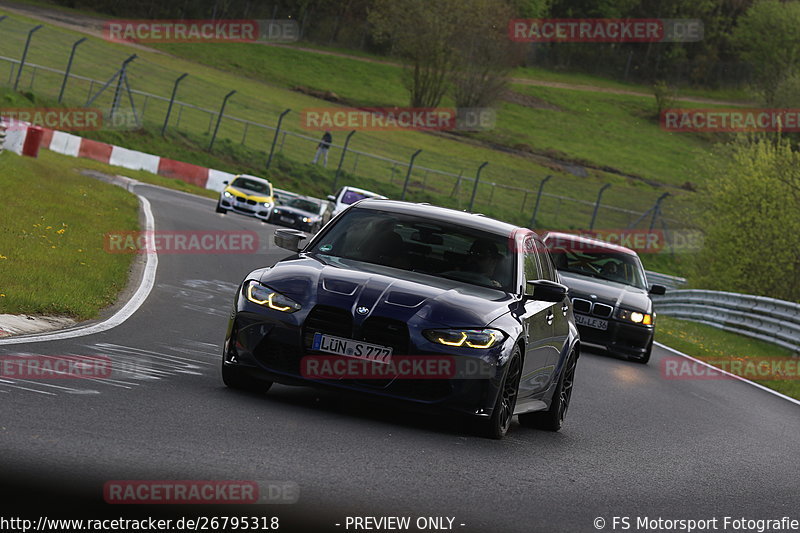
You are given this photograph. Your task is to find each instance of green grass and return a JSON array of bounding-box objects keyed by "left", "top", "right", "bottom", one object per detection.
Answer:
[
  {"left": 656, "top": 316, "right": 800, "bottom": 400},
  {"left": 0, "top": 149, "right": 139, "bottom": 319}
]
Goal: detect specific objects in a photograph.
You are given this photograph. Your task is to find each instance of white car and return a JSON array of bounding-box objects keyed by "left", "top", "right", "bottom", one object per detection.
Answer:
[
  {"left": 216, "top": 174, "right": 275, "bottom": 222},
  {"left": 327, "top": 186, "right": 387, "bottom": 218}
]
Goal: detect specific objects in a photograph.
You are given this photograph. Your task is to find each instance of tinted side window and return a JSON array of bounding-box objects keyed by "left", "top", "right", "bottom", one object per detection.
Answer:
[
  {"left": 536, "top": 240, "right": 557, "bottom": 282},
  {"left": 523, "top": 238, "right": 541, "bottom": 295}
]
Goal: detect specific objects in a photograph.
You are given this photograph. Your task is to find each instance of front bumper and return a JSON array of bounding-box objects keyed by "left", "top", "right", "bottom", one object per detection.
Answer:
[
  {"left": 220, "top": 197, "right": 273, "bottom": 220},
  {"left": 223, "top": 306, "right": 509, "bottom": 417},
  {"left": 271, "top": 213, "right": 317, "bottom": 232},
  {"left": 576, "top": 318, "right": 654, "bottom": 358}
]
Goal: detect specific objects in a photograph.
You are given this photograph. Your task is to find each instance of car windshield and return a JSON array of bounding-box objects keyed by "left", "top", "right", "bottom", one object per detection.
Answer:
[
  {"left": 288, "top": 199, "right": 320, "bottom": 213},
  {"left": 274, "top": 192, "right": 298, "bottom": 205},
  {"left": 546, "top": 240, "right": 647, "bottom": 290},
  {"left": 341, "top": 190, "right": 374, "bottom": 205},
  {"left": 310, "top": 209, "right": 515, "bottom": 292},
  {"left": 231, "top": 177, "right": 271, "bottom": 196}
]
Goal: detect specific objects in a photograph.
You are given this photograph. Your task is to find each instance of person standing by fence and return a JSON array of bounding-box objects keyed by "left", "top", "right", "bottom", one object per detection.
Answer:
[{"left": 312, "top": 130, "right": 332, "bottom": 167}]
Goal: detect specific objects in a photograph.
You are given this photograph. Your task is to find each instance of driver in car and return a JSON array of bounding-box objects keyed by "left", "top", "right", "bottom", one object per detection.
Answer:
[{"left": 465, "top": 238, "right": 503, "bottom": 288}]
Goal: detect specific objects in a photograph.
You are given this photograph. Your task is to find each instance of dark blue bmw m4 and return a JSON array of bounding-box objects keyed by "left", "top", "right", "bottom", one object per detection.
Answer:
[{"left": 222, "top": 200, "right": 580, "bottom": 438}]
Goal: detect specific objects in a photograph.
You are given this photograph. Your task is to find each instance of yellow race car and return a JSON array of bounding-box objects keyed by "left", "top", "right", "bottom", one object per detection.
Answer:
[{"left": 216, "top": 174, "right": 275, "bottom": 222}]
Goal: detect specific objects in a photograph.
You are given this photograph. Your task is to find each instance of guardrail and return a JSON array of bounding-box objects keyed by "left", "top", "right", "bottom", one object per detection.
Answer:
[
  {"left": 645, "top": 270, "right": 686, "bottom": 290},
  {"left": 652, "top": 289, "right": 800, "bottom": 354}
]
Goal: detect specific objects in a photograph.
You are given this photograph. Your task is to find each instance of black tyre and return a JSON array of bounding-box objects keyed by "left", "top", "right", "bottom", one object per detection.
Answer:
[
  {"left": 630, "top": 339, "right": 652, "bottom": 364},
  {"left": 215, "top": 202, "right": 227, "bottom": 214},
  {"left": 477, "top": 346, "right": 522, "bottom": 439},
  {"left": 221, "top": 362, "right": 272, "bottom": 393},
  {"left": 519, "top": 348, "right": 577, "bottom": 432}
]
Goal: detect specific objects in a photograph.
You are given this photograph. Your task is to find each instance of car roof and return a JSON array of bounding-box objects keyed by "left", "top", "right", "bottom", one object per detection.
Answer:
[
  {"left": 542, "top": 231, "right": 639, "bottom": 256},
  {"left": 341, "top": 186, "right": 387, "bottom": 198},
  {"left": 353, "top": 199, "right": 526, "bottom": 236}
]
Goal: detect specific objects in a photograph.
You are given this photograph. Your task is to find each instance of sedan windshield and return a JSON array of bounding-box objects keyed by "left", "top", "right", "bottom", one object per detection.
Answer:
[
  {"left": 548, "top": 243, "right": 647, "bottom": 290},
  {"left": 341, "top": 190, "right": 373, "bottom": 205},
  {"left": 288, "top": 199, "right": 321, "bottom": 213},
  {"left": 310, "top": 209, "right": 515, "bottom": 292},
  {"left": 231, "top": 177, "right": 272, "bottom": 196}
]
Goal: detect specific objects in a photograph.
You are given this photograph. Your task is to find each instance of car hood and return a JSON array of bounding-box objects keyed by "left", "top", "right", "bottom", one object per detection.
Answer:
[
  {"left": 258, "top": 255, "right": 515, "bottom": 327},
  {"left": 558, "top": 271, "right": 652, "bottom": 312},
  {"left": 272, "top": 205, "right": 319, "bottom": 218},
  {"left": 225, "top": 186, "right": 271, "bottom": 203}
]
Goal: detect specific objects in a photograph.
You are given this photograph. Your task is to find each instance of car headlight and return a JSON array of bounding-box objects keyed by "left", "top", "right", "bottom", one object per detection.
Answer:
[
  {"left": 223, "top": 191, "right": 233, "bottom": 198},
  {"left": 263, "top": 202, "right": 272, "bottom": 208},
  {"left": 302, "top": 217, "right": 311, "bottom": 223},
  {"left": 617, "top": 308, "right": 652, "bottom": 325},
  {"left": 244, "top": 281, "right": 301, "bottom": 313},
  {"left": 422, "top": 328, "right": 503, "bottom": 349}
]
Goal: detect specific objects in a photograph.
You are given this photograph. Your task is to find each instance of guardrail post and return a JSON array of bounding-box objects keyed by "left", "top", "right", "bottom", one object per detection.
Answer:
[
  {"left": 400, "top": 149, "right": 423, "bottom": 201},
  {"left": 13, "top": 24, "right": 43, "bottom": 91},
  {"left": 589, "top": 183, "right": 611, "bottom": 230},
  {"left": 208, "top": 89, "right": 236, "bottom": 151},
  {"left": 162, "top": 73, "right": 188, "bottom": 136},
  {"left": 58, "top": 37, "right": 87, "bottom": 103},
  {"left": 266, "top": 108, "right": 291, "bottom": 169},
  {"left": 468, "top": 162, "right": 489, "bottom": 213},
  {"left": 529, "top": 175, "right": 552, "bottom": 228},
  {"left": 111, "top": 55, "right": 137, "bottom": 120},
  {"left": 332, "top": 130, "right": 356, "bottom": 193}
]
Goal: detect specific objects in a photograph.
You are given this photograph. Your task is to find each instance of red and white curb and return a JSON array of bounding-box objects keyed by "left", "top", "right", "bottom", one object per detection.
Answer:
[{"left": 1, "top": 120, "right": 235, "bottom": 192}]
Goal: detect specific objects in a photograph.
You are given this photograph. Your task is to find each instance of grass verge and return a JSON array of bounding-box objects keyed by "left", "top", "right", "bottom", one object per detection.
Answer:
[
  {"left": 656, "top": 316, "right": 799, "bottom": 400},
  {"left": 0, "top": 149, "right": 139, "bottom": 319}
]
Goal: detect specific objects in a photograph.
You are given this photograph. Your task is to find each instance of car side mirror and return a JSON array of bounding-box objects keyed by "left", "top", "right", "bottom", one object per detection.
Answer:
[
  {"left": 525, "top": 280, "right": 569, "bottom": 303},
  {"left": 649, "top": 284, "right": 667, "bottom": 295},
  {"left": 327, "top": 195, "right": 336, "bottom": 202},
  {"left": 274, "top": 228, "right": 307, "bottom": 252},
  {"left": 223, "top": 181, "right": 229, "bottom": 185}
]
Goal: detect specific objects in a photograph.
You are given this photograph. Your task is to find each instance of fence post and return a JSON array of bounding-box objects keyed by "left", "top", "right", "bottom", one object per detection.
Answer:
[
  {"left": 589, "top": 183, "right": 612, "bottom": 230},
  {"left": 529, "top": 175, "right": 553, "bottom": 228},
  {"left": 266, "top": 108, "right": 291, "bottom": 169},
  {"left": 13, "top": 24, "right": 43, "bottom": 91},
  {"left": 400, "top": 149, "right": 423, "bottom": 201},
  {"left": 58, "top": 37, "right": 87, "bottom": 103},
  {"left": 111, "top": 55, "right": 137, "bottom": 120},
  {"left": 468, "top": 162, "right": 489, "bottom": 213},
  {"left": 162, "top": 72, "right": 188, "bottom": 136},
  {"left": 649, "top": 192, "right": 670, "bottom": 231},
  {"left": 208, "top": 89, "right": 236, "bottom": 151},
  {"left": 332, "top": 130, "right": 356, "bottom": 193}
]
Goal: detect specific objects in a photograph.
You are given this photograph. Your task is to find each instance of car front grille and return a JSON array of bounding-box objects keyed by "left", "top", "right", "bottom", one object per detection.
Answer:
[
  {"left": 359, "top": 317, "right": 409, "bottom": 355},
  {"left": 303, "top": 305, "right": 353, "bottom": 348},
  {"left": 303, "top": 306, "right": 410, "bottom": 355},
  {"left": 572, "top": 297, "right": 614, "bottom": 318},
  {"left": 235, "top": 197, "right": 258, "bottom": 206}
]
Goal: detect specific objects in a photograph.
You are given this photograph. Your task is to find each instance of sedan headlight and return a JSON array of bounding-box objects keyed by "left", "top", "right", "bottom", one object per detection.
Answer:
[
  {"left": 244, "top": 281, "right": 301, "bottom": 313},
  {"left": 262, "top": 202, "right": 272, "bottom": 208},
  {"left": 302, "top": 217, "right": 312, "bottom": 223},
  {"left": 223, "top": 191, "right": 233, "bottom": 198},
  {"left": 617, "top": 308, "right": 652, "bottom": 325},
  {"left": 423, "top": 328, "right": 503, "bottom": 349}
]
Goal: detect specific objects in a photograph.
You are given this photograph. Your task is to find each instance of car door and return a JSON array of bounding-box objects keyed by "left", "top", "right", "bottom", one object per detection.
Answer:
[
  {"left": 517, "top": 236, "right": 556, "bottom": 399},
  {"left": 536, "top": 238, "right": 571, "bottom": 364}
]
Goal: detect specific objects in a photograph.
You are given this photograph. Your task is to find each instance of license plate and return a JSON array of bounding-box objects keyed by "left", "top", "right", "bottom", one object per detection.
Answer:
[
  {"left": 280, "top": 216, "right": 293, "bottom": 223},
  {"left": 574, "top": 313, "right": 608, "bottom": 330},
  {"left": 312, "top": 333, "right": 393, "bottom": 363}
]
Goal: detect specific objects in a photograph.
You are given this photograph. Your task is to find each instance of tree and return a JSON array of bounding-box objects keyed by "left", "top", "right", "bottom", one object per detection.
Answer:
[
  {"left": 692, "top": 136, "right": 800, "bottom": 302},
  {"left": 732, "top": 0, "right": 800, "bottom": 105}
]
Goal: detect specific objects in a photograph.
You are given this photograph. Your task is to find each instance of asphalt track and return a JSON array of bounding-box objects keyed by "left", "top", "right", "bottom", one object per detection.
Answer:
[{"left": 1, "top": 183, "right": 798, "bottom": 533}]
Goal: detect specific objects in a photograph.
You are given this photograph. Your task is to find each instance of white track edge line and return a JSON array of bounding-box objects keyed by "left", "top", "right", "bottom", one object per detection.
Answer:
[
  {"left": 655, "top": 341, "right": 800, "bottom": 407},
  {"left": 0, "top": 195, "right": 157, "bottom": 345}
]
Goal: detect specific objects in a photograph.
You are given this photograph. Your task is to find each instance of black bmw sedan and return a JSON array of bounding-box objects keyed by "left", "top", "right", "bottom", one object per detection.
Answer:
[
  {"left": 222, "top": 200, "right": 580, "bottom": 438},
  {"left": 542, "top": 231, "right": 666, "bottom": 364}
]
